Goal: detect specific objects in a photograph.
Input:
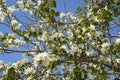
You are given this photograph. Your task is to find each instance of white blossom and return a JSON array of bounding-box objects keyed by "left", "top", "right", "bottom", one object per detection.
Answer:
[
  {"left": 37, "top": 0, "right": 42, "bottom": 6},
  {"left": 23, "top": 8, "right": 28, "bottom": 12},
  {"left": 92, "top": 16, "right": 99, "bottom": 22},
  {"left": 24, "top": 52, "right": 36, "bottom": 56},
  {"left": 30, "top": 27, "right": 35, "bottom": 32},
  {"left": 87, "top": 32, "right": 92, "bottom": 39},
  {"left": 87, "top": 10, "right": 92, "bottom": 17},
  {"left": 82, "top": 27, "right": 86, "bottom": 33},
  {"left": 106, "top": 57, "right": 111, "bottom": 62},
  {"left": 101, "top": 42, "right": 110, "bottom": 48},
  {"left": 52, "top": 32, "right": 63, "bottom": 38},
  {"left": 86, "top": 51, "right": 93, "bottom": 56},
  {"left": 16, "top": 1, "right": 24, "bottom": 9},
  {"left": 41, "top": 31, "right": 47, "bottom": 41},
  {"left": 115, "top": 38, "right": 120, "bottom": 44},
  {"left": 24, "top": 67, "right": 35, "bottom": 75},
  {"left": 60, "top": 12, "right": 65, "bottom": 18},
  {"left": 7, "top": 6, "right": 16, "bottom": 13},
  {"left": 66, "top": 12, "right": 73, "bottom": 17},
  {"left": 14, "top": 39, "right": 20, "bottom": 43},
  {"left": 101, "top": 42, "right": 110, "bottom": 53},
  {"left": 8, "top": 33, "right": 16, "bottom": 37},
  {"left": 70, "top": 44, "right": 79, "bottom": 54},
  {"left": 61, "top": 45, "right": 66, "bottom": 49},
  {"left": 33, "top": 52, "right": 50, "bottom": 67},
  {"left": 89, "top": 24, "right": 95, "bottom": 30},
  {"left": 116, "top": 59, "right": 120, "bottom": 63},
  {"left": 95, "top": 31, "right": 101, "bottom": 37},
  {"left": 24, "top": 33, "right": 29, "bottom": 38},
  {"left": 11, "top": 20, "right": 19, "bottom": 28},
  {"left": 104, "top": 5, "right": 108, "bottom": 10},
  {"left": 8, "top": 38, "right": 12, "bottom": 44}
]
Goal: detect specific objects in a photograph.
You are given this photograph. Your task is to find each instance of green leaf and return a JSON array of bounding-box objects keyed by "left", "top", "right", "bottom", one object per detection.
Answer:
[
  {"left": 2, "top": 76, "right": 8, "bottom": 80},
  {"left": 6, "top": 67, "right": 20, "bottom": 80},
  {"left": 7, "top": 67, "right": 15, "bottom": 80},
  {"left": 76, "top": 7, "right": 82, "bottom": 13},
  {"left": 49, "top": 62, "right": 55, "bottom": 72},
  {"left": 55, "top": 11, "right": 60, "bottom": 16},
  {"left": 50, "top": 0, "right": 56, "bottom": 8},
  {"left": 113, "top": 0, "right": 118, "bottom": 3}
]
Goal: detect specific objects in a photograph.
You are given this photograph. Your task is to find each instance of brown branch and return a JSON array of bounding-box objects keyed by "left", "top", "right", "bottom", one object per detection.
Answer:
[
  {"left": 0, "top": 48, "right": 43, "bottom": 54},
  {"left": 62, "top": 59, "right": 120, "bottom": 72}
]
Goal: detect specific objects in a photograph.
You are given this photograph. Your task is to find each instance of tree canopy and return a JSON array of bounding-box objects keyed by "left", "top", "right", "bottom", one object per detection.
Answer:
[{"left": 0, "top": 0, "right": 120, "bottom": 79}]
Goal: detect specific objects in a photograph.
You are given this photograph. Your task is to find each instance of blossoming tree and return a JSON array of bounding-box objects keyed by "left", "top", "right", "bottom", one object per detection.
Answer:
[{"left": 0, "top": 0, "right": 120, "bottom": 79}]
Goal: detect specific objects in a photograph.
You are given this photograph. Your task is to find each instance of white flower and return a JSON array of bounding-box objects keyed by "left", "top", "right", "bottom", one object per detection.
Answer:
[
  {"left": 66, "top": 12, "right": 73, "bottom": 17},
  {"left": 93, "top": 64, "right": 96, "bottom": 68},
  {"left": 16, "top": 1, "right": 24, "bottom": 9},
  {"left": 37, "top": 0, "right": 42, "bottom": 6},
  {"left": 116, "top": 59, "right": 120, "bottom": 63},
  {"left": 115, "top": 38, "right": 120, "bottom": 44},
  {"left": 30, "top": 27, "right": 35, "bottom": 32},
  {"left": 8, "top": 38, "right": 12, "bottom": 44},
  {"left": 46, "top": 73, "right": 50, "bottom": 78},
  {"left": 89, "top": 24, "right": 95, "bottom": 30},
  {"left": 104, "top": 5, "right": 108, "bottom": 10},
  {"left": 41, "top": 31, "right": 47, "bottom": 41},
  {"left": 52, "top": 32, "right": 58, "bottom": 38},
  {"left": 14, "top": 39, "right": 20, "bottom": 43},
  {"left": 29, "top": 10, "right": 33, "bottom": 16},
  {"left": 106, "top": 57, "right": 111, "bottom": 62},
  {"left": 11, "top": 20, "right": 18, "bottom": 27},
  {"left": 60, "top": 12, "right": 65, "bottom": 18},
  {"left": 86, "top": 10, "right": 92, "bottom": 17},
  {"left": 101, "top": 43, "right": 110, "bottom": 48},
  {"left": 25, "top": 67, "right": 35, "bottom": 75},
  {"left": 87, "top": 33, "right": 91, "bottom": 39},
  {"left": 65, "top": 77, "right": 71, "bottom": 80},
  {"left": 8, "top": 33, "right": 16, "bottom": 37},
  {"left": 61, "top": 45, "right": 66, "bottom": 49},
  {"left": 12, "top": 63, "right": 19, "bottom": 69},
  {"left": 24, "top": 33, "right": 29, "bottom": 38},
  {"left": 7, "top": 6, "right": 16, "bottom": 13},
  {"left": 52, "top": 32, "right": 63, "bottom": 38},
  {"left": 82, "top": 27, "right": 86, "bottom": 33},
  {"left": 86, "top": 51, "right": 92, "bottom": 56},
  {"left": 33, "top": 52, "right": 50, "bottom": 67},
  {"left": 24, "top": 52, "right": 36, "bottom": 56},
  {"left": 70, "top": 44, "right": 79, "bottom": 54},
  {"left": 95, "top": 31, "right": 101, "bottom": 37},
  {"left": 101, "top": 42, "right": 110, "bottom": 53},
  {"left": 58, "top": 33, "right": 64, "bottom": 37},
  {"left": 92, "top": 16, "right": 99, "bottom": 22},
  {"left": 23, "top": 8, "right": 28, "bottom": 12}
]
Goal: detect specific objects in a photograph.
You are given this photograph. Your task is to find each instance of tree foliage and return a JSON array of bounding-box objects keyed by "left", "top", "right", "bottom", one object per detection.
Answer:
[{"left": 0, "top": 0, "right": 120, "bottom": 79}]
